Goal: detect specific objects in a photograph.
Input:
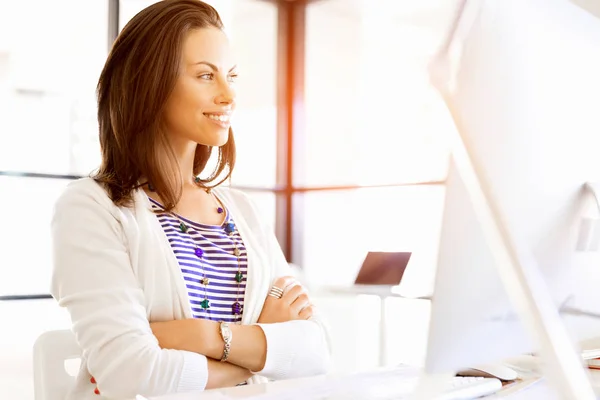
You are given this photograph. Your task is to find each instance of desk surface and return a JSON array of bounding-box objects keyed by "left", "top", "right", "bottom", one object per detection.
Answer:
[
  {"left": 148, "top": 369, "right": 600, "bottom": 400},
  {"left": 315, "top": 284, "right": 431, "bottom": 299},
  {"left": 148, "top": 374, "right": 329, "bottom": 400}
]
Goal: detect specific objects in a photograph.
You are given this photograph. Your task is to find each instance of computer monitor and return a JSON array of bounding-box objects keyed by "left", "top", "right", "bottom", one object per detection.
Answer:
[{"left": 419, "top": 0, "right": 600, "bottom": 398}]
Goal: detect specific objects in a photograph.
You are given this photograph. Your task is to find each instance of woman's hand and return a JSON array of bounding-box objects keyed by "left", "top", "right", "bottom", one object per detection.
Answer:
[{"left": 257, "top": 276, "right": 315, "bottom": 324}]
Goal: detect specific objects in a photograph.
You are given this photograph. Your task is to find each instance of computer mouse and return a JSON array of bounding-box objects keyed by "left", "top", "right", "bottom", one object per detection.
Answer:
[
  {"left": 457, "top": 363, "right": 519, "bottom": 381},
  {"left": 502, "top": 354, "right": 542, "bottom": 373}
]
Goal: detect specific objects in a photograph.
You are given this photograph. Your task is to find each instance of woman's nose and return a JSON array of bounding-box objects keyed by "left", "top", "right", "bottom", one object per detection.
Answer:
[{"left": 215, "top": 81, "right": 235, "bottom": 106}]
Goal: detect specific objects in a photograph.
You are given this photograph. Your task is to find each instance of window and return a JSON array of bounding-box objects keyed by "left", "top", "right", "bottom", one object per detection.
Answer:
[
  {"left": 300, "top": 0, "right": 454, "bottom": 187},
  {"left": 119, "top": 0, "right": 159, "bottom": 28},
  {"left": 293, "top": 0, "right": 456, "bottom": 289},
  {"left": 245, "top": 191, "right": 277, "bottom": 232},
  {"left": 0, "top": 0, "right": 108, "bottom": 296},
  {"left": 0, "top": 176, "right": 70, "bottom": 296},
  {"left": 0, "top": 0, "right": 108, "bottom": 176},
  {"left": 217, "top": 0, "right": 278, "bottom": 189}
]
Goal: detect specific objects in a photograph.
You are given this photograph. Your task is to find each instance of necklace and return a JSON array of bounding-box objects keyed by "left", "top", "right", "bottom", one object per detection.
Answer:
[{"left": 147, "top": 178, "right": 244, "bottom": 318}]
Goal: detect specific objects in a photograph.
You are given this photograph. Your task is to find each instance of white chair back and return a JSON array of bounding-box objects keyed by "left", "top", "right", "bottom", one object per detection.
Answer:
[{"left": 33, "top": 329, "right": 81, "bottom": 400}]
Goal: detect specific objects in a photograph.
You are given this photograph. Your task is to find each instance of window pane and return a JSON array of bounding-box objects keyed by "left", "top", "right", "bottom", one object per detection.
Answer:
[
  {"left": 223, "top": 0, "right": 277, "bottom": 188},
  {"left": 298, "top": 185, "right": 445, "bottom": 296},
  {"left": 301, "top": 1, "right": 456, "bottom": 186},
  {"left": 0, "top": 0, "right": 107, "bottom": 176},
  {"left": 0, "top": 176, "right": 70, "bottom": 296},
  {"left": 119, "top": 0, "right": 158, "bottom": 28},
  {"left": 242, "top": 190, "right": 276, "bottom": 233},
  {"left": 119, "top": 0, "right": 278, "bottom": 188}
]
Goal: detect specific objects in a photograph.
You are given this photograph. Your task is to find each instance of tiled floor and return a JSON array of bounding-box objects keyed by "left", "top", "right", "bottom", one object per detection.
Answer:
[{"left": 0, "top": 296, "right": 430, "bottom": 399}]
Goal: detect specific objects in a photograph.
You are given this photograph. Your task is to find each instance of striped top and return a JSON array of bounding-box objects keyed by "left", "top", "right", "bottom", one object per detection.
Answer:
[{"left": 149, "top": 197, "right": 248, "bottom": 324}]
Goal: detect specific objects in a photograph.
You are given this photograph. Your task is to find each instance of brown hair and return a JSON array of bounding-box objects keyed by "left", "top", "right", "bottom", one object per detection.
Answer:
[{"left": 93, "top": 0, "right": 236, "bottom": 210}]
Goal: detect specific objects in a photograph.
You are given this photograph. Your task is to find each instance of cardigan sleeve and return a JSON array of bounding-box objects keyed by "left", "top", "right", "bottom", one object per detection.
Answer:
[
  {"left": 255, "top": 227, "right": 334, "bottom": 380},
  {"left": 50, "top": 181, "right": 208, "bottom": 399},
  {"left": 225, "top": 189, "right": 333, "bottom": 380}
]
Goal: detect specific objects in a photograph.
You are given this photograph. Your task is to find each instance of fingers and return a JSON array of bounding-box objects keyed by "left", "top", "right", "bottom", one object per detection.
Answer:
[
  {"left": 267, "top": 286, "right": 284, "bottom": 299},
  {"left": 282, "top": 283, "right": 304, "bottom": 305},
  {"left": 298, "top": 304, "right": 314, "bottom": 320},
  {"left": 266, "top": 276, "right": 296, "bottom": 303},
  {"left": 271, "top": 276, "right": 296, "bottom": 292},
  {"left": 290, "top": 293, "right": 310, "bottom": 313}
]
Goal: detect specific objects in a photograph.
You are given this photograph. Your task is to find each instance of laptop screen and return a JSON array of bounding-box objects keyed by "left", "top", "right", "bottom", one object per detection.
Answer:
[{"left": 354, "top": 252, "right": 412, "bottom": 286}]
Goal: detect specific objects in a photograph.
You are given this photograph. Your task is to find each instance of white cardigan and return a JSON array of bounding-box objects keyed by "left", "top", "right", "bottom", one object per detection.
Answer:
[{"left": 50, "top": 178, "right": 331, "bottom": 400}]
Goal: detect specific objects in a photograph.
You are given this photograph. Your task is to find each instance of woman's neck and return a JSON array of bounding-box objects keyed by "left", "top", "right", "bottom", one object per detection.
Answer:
[{"left": 172, "top": 138, "right": 199, "bottom": 186}]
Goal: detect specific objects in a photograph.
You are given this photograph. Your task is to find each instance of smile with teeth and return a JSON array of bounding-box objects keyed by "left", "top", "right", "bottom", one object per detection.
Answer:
[{"left": 204, "top": 113, "right": 230, "bottom": 123}]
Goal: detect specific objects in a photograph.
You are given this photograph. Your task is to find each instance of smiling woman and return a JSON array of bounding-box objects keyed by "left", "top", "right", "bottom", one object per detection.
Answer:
[
  {"left": 94, "top": 1, "right": 237, "bottom": 210},
  {"left": 118, "top": 0, "right": 279, "bottom": 190},
  {"left": 49, "top": 1, "right": 331, "bottom": 399},
  {"left": 116, "top": 0, "right": 279, "bottom": 219}
]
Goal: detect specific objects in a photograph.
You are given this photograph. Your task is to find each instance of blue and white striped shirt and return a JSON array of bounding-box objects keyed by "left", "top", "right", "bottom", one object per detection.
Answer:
[{"left": 149, "top": 198, "right": 247, "bottom": 324}]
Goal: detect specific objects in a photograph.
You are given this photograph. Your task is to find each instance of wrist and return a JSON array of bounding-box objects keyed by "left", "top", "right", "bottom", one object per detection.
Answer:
[
  {"left": 189, "top": 319, "right": 222, "bottom": 358},
  {"left": 219, "top": 322, "right": 232, "bottom": 362},
  {"left": 229, "top": 324, "right": 267, "bottom": 372}
]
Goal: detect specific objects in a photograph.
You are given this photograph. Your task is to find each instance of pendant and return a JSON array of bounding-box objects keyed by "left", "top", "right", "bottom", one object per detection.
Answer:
[
  {"left": 201, "top": 277, "right": 210, "bottom": 285},
  {"left": 232, "top": 301, "right": 242, "bottom": 315},
  {"left": 217, "top": 207, "right": 224, "bottom": 214},
  {"left": 224, "top": 221, "right": 235, "bottom": 234},
  {"left": 235, "top": 271, "right": 244, "bottom": 283},
  {"left": 179, "top": 222, "right": 188, "bottom": 233},
  {"left": 200, "top": 299, "right": 210, "bottom": 309}
]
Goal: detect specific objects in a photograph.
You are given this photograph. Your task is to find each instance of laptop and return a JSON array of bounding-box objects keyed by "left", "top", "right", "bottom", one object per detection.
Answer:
[
  {"left": 317, "top": 251, "right": 412, "bottom": 296},
  {"left": 354, "top": 251, "right": 412, "bottom": 286}
]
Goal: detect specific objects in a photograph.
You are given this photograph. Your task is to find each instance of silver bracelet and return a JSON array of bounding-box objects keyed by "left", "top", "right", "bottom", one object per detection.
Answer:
[{"left": 219, "top": 322, "right": 232, "bottom": 362}]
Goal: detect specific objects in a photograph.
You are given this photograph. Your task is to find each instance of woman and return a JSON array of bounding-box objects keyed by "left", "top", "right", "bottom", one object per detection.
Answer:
[{"left": 50, "top": 1, "right": 331, "bottom": 399}]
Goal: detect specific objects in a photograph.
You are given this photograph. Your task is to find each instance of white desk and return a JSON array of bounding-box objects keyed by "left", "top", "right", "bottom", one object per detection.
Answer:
[
  {"left": 149, "top": 369, "right": 600, "bottom": 400},
  {"left": 148, "top": 374, "right": 330, "bottom": 400},
  {"left": 489, "top": 370, "right": 600, "bottom": 399}
]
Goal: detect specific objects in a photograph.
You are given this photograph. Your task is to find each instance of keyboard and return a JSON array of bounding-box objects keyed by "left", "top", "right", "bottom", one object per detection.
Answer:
[
  {"left": 246, "top": 365, "right": 503, "bottom": 400},
  {"left": 417, "top": 376, "right": 503, "bottom": 400}
]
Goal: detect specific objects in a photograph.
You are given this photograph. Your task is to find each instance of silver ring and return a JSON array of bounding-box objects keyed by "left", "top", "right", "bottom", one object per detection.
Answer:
[{"left": 268, "top": 286, "right": 284, "bottom": 299}]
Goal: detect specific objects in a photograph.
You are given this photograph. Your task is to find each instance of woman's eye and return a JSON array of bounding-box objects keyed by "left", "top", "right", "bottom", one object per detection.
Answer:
[
  {"left": 227, "top": 74, "right": 238, "bottom": 83},
  {"left": 198, "top": 73, "right": 213, "bottom": 80}
]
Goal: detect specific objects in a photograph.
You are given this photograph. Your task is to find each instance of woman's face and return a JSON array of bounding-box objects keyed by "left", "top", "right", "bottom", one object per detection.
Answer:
[{"left": 163, "top": 27, "right": 237, "bottom": 148}]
